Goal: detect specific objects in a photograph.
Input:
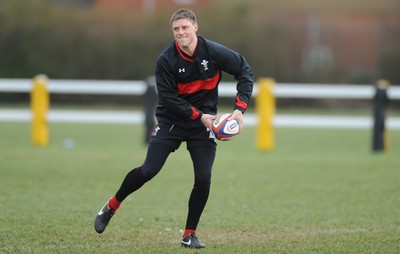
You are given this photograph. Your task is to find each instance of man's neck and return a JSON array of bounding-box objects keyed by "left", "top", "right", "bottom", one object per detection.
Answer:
[{"left": 179, "top": 37, "right": 198, "bottom": 56}]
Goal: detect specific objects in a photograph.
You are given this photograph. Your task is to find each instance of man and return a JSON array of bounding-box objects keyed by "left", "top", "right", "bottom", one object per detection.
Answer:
[{"left": 94, "top": 9, "right": 253, "bottom": 249}]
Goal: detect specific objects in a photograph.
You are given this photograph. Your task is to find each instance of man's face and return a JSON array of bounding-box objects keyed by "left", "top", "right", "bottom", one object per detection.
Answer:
[{"left": 172, "top": 18, "right": 198, "bottom": 49}]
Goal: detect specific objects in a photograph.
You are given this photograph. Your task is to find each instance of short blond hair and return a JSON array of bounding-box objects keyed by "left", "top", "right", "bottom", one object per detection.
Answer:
[{"left": 170, "top": 9, "right": 197, "bottom": 25}]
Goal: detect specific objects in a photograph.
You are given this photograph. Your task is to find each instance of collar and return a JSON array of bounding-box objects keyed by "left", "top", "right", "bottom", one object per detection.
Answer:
[{"left": 175, "top": 37, "right": 203, "bottom": 62}]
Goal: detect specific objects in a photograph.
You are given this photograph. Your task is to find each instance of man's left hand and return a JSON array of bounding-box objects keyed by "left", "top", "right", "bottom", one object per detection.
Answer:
[{"left": 229, "top": 109, "right": 244, "bottom": 133}]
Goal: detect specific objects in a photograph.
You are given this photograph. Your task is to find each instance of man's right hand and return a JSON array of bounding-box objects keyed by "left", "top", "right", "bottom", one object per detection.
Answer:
[{"left": 200, "top": 113, "right": 218, "bottom": 130}]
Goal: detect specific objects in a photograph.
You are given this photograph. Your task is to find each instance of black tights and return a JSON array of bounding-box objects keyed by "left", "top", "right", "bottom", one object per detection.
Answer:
[{"left": 115, "top": 142, "right": 216, "bottom": 231}]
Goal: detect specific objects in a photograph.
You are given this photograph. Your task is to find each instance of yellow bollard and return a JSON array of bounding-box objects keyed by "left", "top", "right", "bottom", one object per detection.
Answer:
[
  {"left": 256, "top": 78, "right": 275, "bottom": 151},
  {"left": 31, "top": 74, "right": 50, "bottom": 146}
]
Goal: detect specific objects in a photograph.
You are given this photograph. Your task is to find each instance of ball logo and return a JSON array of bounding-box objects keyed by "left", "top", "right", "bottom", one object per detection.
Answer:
[
  {"left": 227, "top": 122, "right": 237, "bottom": 132},
  {"left": 212, "top": 113, "right": 239, "bottom": 141}
]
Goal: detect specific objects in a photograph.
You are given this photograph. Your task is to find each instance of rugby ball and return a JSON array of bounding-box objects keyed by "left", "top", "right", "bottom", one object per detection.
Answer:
[{"left": 211, "top": 113, "right": 239, "bottom": 141}]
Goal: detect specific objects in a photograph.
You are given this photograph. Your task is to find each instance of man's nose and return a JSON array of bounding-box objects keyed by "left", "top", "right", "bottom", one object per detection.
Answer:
[{"left": 177, "top": 28, "right": 185, "bottom": 34}]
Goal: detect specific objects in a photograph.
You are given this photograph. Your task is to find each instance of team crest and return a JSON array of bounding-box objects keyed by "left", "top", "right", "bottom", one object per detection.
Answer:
[{"left": 201, "top": 60, "right": 209, "bottom": 71}]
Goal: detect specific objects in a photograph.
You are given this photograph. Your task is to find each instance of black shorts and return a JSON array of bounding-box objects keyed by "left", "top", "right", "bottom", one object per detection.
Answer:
[{"left": 149, "top": 122, "right": 217, "bottom": 151}]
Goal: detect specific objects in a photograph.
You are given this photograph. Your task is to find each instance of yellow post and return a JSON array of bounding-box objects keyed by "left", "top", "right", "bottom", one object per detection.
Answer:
[
  {"left": 256, "top": 78, "right": 275, "bottom": 151},
  {"left": 31, "top": 74, "right": 50, "bottom": 146}
]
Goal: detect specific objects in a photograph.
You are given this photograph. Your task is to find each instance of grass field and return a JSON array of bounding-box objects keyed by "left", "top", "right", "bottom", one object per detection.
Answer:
[{"left": 1, "top": 122, "right": 399, "bottom": 253}]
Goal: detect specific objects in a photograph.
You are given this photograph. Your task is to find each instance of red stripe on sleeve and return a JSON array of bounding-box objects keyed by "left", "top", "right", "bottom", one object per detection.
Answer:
[
  {"left": 235, "top": 96, "right": 248, "bottom": 110},
  {"left": 190, "top": 107, "right": 200, "bottom": 120}
]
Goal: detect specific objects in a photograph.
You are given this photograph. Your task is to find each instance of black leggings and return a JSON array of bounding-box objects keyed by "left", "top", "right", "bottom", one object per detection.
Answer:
[{"left": 115, "top": 142, "right": 216, "bottom": 230}]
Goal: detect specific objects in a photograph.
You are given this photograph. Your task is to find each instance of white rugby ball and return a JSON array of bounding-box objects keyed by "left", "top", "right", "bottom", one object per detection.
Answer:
[{"left": 211, "top": 113, "right": 239, "bottom": 141}]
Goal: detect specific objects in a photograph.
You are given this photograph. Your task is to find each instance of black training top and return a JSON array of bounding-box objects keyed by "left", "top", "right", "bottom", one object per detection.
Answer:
[{"left": 155, "top": 36, "right": 254, "bottom": 128}]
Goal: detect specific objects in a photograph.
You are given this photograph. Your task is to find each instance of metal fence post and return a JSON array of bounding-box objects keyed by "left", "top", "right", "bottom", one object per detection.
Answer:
[{"left": 372, "top": 79, "right": 389, "bottom": 152}]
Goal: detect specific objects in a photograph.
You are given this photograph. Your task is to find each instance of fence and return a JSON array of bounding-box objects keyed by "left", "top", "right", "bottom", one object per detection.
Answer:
[
  {"left": 2, "top": 78, "right": 400, "bottom": 98},
  {"left": 0, "top": 78, "right": 400, "bottom": 130}
]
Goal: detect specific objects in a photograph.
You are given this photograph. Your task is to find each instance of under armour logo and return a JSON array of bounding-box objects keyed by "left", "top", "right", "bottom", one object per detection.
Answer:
[
  {"left": 179, "top": 68, "right": 185, "bottom": 73},
  {"left": 201, "top": 60, "right": 209, "bottom": 71}
]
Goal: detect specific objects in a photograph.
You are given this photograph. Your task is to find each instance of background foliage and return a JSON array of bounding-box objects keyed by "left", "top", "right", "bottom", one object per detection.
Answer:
[{"left": 0, "top": 0, "right": 399, "bottom": 83}]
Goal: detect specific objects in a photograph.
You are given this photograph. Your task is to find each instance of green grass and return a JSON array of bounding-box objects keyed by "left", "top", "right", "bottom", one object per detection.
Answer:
[{"left": 1, "top": 122, "right": 399, "bottom": 253}]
